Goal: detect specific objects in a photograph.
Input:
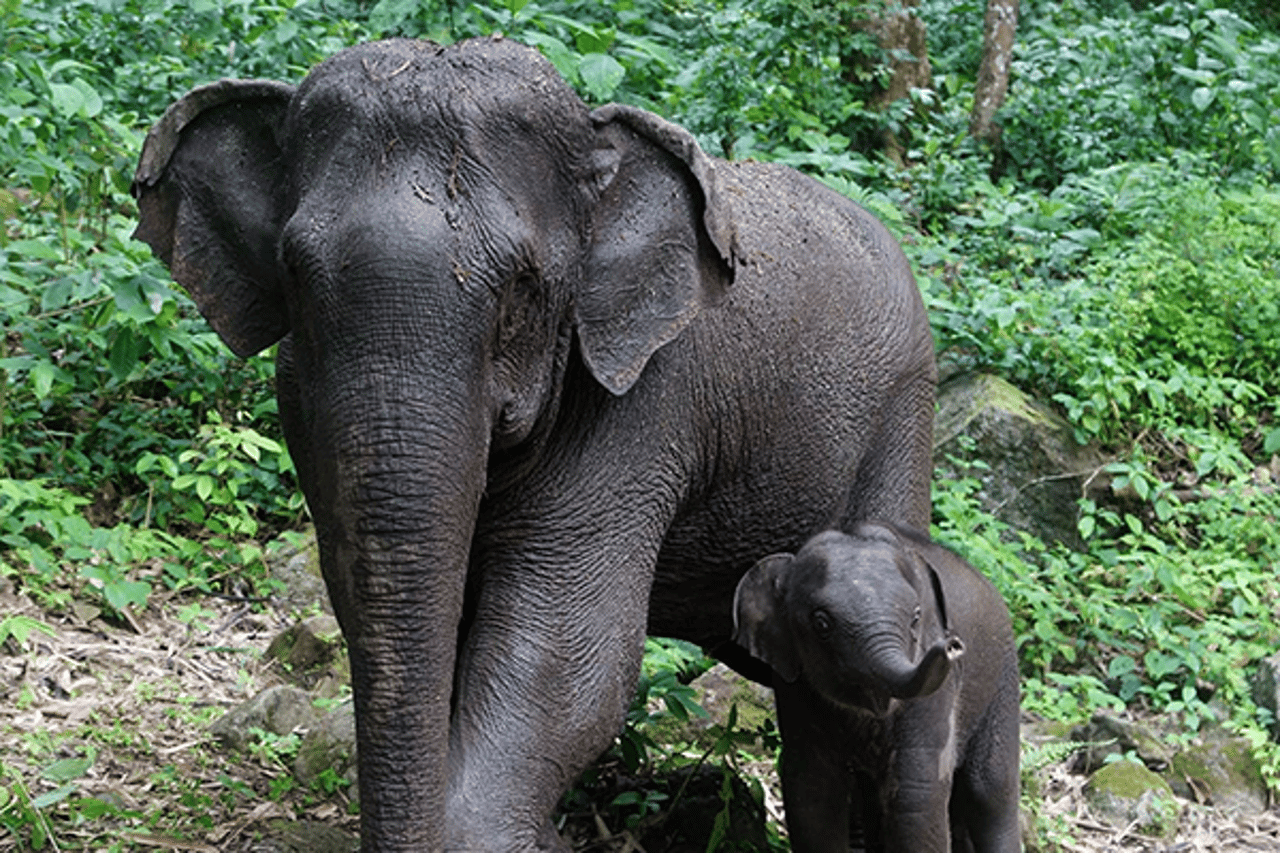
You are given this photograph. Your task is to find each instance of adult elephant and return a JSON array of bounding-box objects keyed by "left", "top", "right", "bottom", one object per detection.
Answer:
[{"left": 132, "top": 37, "right": 936, "bottom": 853}]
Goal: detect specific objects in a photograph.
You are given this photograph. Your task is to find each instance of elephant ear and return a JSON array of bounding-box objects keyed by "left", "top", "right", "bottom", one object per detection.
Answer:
[
  {"left": 579, "top": 104, "right": 738, "bottom": 395},
  {"left": 732, "top": 553, "right": 801, "bottom": 683},
  {"left": 911, "top": 549, "right": 966, "bottom": 663},
  {"left": 132, "top": 79, "right": 295, "bottom": 358}
]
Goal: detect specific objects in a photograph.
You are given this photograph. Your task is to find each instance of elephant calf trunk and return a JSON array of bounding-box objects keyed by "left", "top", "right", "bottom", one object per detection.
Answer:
[{"left": 882, "top": 636, "right": 964, "bottom": 700}]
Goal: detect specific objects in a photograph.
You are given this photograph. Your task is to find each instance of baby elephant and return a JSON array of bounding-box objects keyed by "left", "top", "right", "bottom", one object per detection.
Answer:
[{"left": 733, "top": 522, "right": 1020, "bottom": 853}]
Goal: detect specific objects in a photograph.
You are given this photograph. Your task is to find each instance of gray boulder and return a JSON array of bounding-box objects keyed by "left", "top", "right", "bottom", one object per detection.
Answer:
[
  {"left": 1250, "top": 651, "right": 1280, "bottom": 741},
  {"left": 210, "top": 684, "right": 321, "bottom": 751},
  {"left": 270, "top": 529, "right": 328, "bottom": 614},
  {"left": 294, "top": 700, "right": 358, "bottom": 798}
]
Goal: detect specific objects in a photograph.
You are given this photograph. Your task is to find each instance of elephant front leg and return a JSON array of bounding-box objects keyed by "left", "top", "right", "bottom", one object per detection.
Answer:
[
  {"left": 773, "top": 682, "right": 854, "bottom": 853},
  {"left": 444, "top": 525, "right": 663, "bottom": 852},
  {"left": 882, "top": 746, "right": 954, "bottom": 853}
]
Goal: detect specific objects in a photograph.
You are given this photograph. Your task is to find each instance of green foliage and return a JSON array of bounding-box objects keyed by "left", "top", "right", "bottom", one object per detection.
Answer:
[
  {"left": 618, "top": 637, "right": 714, "bottom": 771},
  {"left": 935, "top": 462, "right": 1280, "bottom": 740},
  {"left": 1005, "top": 0, "right": 1280, "bottom": 187}
]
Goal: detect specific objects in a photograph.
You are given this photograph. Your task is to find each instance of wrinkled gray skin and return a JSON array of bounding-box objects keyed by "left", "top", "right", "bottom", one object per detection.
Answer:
[
  {"left": 734, "top": 523, "right": 1020, "bottom": 853},
  {"left": 131, "top": 38, "right": 936, "bottom": 853}
]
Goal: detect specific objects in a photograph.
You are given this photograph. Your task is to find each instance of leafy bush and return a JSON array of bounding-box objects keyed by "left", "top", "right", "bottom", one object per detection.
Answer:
[{"left": 1003, "top": 0, "right": 1280, "bottom": 187}]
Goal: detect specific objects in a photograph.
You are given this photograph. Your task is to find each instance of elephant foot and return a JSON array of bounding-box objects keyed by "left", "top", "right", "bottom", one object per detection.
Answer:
[{"left": 537, "top": 820, "right": 571, "bottom": 853}]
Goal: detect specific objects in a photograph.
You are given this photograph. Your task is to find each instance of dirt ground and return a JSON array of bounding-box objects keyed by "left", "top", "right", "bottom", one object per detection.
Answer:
[{"left": 3, "top": 576, "right": 1280, "bottom": 852}]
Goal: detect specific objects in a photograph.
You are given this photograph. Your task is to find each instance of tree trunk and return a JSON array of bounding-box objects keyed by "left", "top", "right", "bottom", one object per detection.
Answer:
[
  {"left": 970, "top": 0, "right": 1019, "bottom": 143},
  {"left": 851, "top": 0, "right": 933, "bottom": 166}
]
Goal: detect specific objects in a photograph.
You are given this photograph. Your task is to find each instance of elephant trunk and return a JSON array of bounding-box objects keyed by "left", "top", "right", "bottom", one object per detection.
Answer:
[
  {"left": 870, "top": 639, "right": 955, "bottom": 700},
  {"left": 310, "top": 386, "right": 491, "bottom": 853}
]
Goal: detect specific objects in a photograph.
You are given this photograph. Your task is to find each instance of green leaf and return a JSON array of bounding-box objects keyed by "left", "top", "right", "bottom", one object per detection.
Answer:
[
  {"left": 8, "top": 239, "right": 63, "bottom": 261},
  {"left": 48, "top": 82, "right": 85, "bottom": 117},
  {"left": 109, "top": 326, "right": 144, "bottom": 382},
  {"left": 1190, "top": 87, "right": 1215, "bottom": 111},
  {"left": 1107, "top": 655, "right": 1136, "bottom": 678},
  {"left": 367, "top": 0, "right": 418, "bottom": 34},
  {"left": 41, "top": 278, "right": 73, "bottom": 311},
  {"left": 30, "top": 360, "right": 57, "bottom": 399},
  {"left": 103, "top": 579, "right": 150, "bottom": 613},
  {"left": 41, "top": 755, "right": 93, "bottom": 784},
  {"left": 31, "top": 783, "right": 77, "bottom": 809},
  {"left": 1264, "top": 428, "right": 1280, "bottom": 454},
  {"left": 70, "top": 78, "right": 102, "bottom": 118},
  {"left": 0, "top": 615, "right": 57, "bottom": 647},
  {"left": 579, "top": 53, "right": 625, "bottom": 102}
]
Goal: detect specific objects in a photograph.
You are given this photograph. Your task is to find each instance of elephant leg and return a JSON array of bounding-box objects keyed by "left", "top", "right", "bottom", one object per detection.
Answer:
[
  {"left": 843, "top": 370, "right": 935, "bottom": 534},
  {"left": 773, "top": 682, "right": 853, "bottom": 853},
  {"left": 881, "top": 747, "right": 953, "bottom": 853},
  {"left": 444, "top": 518, "right": 664, "bottom": 852},
  {"left": 952, "top": 711, "right": 1022, "bottom": 853}
]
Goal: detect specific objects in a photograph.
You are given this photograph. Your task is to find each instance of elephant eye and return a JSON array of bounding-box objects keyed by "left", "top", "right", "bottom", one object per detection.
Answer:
[
  {"left": 811, "top": 609, "right": 833, "bottom": 638},
  {"left": 911, "top": 606, "right": 921, "bottom": 628},
  {"left": 497, "top": 272, "right": 539, "bottom": 346}
]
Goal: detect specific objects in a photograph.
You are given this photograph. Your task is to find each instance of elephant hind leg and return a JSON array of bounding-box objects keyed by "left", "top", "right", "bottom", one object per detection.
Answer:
[{"left": 843, "top": 369, "right": 935, "bottom": 534}]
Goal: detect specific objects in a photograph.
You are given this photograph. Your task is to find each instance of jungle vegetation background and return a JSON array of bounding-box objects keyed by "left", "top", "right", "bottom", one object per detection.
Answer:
[{"left": 1, "top": 0, "right": 1279, "bottom": 847}]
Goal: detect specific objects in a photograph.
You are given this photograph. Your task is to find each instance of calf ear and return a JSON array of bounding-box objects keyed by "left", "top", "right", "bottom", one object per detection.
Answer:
[
  {"left": 577, "top": 104, "right": 737, "bottom": 395},
  {"left": 913, "top": 550, "right": 965, "bottom": 661},
  {"left": 733, "top": 554, "right": 801, "bottom": 682},
  {"left": 132, "top": 79, "right": 295, "bottom": 358}
]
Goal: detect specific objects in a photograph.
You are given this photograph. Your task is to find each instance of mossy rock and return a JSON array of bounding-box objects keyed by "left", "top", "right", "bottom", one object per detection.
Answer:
[
  {"left": 1167, "top": 731, "right": 1268, "bottom": 813},
  {"left": 933, "top": 372, "right": 1106, "bottom": 550},
  {"left": 1085, "top": 760, "right": 1180, "bottom": 840}
]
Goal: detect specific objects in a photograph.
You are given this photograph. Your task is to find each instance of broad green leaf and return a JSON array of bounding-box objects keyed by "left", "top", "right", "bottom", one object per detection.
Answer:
[
  {"left": 104, "top": 579, "right": 151, "bottom": 612},
  {"left": 31, "top": 783, "right": 77, "bottom": 809},
  {"left": 30, "top": 360, "right": 57, "bottom": 399},
  {"left": 109, "top": 327, "right": 144, "bottom": 382},
  {"left": 579, "top": 53, "right": 625, "bottom": 102},
  {"left": 1171, "top": 66, "right": 1215, "bottom": 84},
  {"left": 1190, "top": 87, "right": 1215, "bottom": 111},
  {"left": 48, "top": 82, "right": 85, "bottom": 117},
  {"left": 368, "top": 0, "right": 418, "bottom": 34},
  {"left": 41, "top": 755, "right": 93, "bottom": 784},
  {"left": 1265, "top": 428, "right": 1280, "bottom": 454},
  {"left": 40, "top": 278, "right": 72, "bottom": 311},
  {"left": 70, "top": 78, "right": 102, "bottom": 118},
  {"left": 1153, "top": 24, "right": 1190, "bottom": 40},
  {"left": 8, "top": 239, "right": 63, "bottom": 261}
]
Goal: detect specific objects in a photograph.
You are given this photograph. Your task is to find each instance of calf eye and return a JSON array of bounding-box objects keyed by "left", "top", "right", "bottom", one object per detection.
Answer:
[{"left": 811, "top": 609, "right": 833, "bottom": 637}]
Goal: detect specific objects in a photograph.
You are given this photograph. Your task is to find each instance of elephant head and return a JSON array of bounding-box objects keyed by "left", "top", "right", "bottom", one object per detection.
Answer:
[
  {"left": 132, "top": 37, "right": 735, "bottom": 850},
  {"left": 733, "top": 523, "right": 965, "bottom": 712}
]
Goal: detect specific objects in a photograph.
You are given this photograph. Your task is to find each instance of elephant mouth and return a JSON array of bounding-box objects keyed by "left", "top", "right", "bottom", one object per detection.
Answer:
[{"left": 825, "top": 678, "right": 894, "bottom": 716}]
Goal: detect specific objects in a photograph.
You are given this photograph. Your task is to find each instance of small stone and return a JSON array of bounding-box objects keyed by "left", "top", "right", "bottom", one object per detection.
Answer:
[
  {"left": 210, "top": 684, "right": 321, "bottom": 751},
  {"left": 267, "top": 615, "right": 343, "bottom": 674},
  {"left": 294, "top": 700, "right": 357, "bottom": 795}
]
